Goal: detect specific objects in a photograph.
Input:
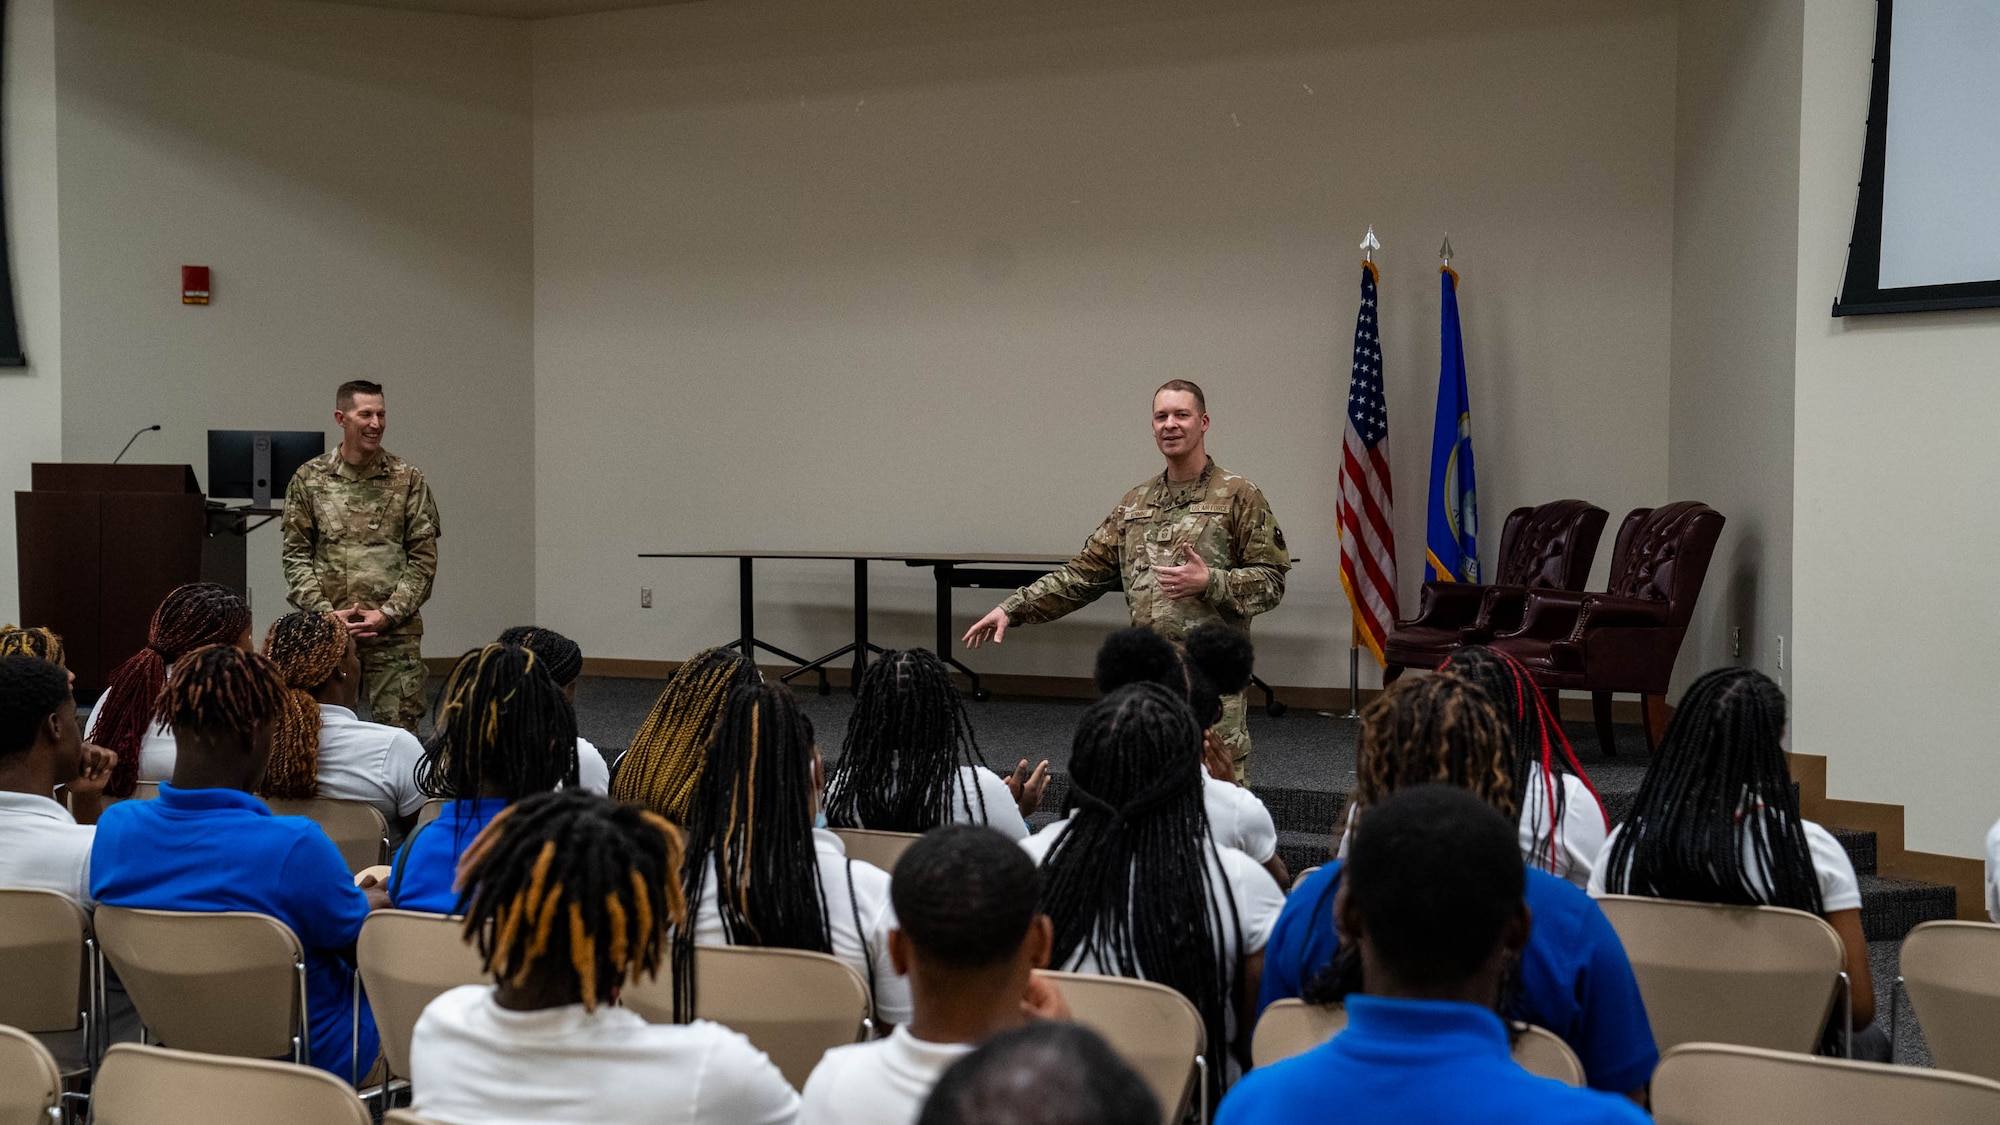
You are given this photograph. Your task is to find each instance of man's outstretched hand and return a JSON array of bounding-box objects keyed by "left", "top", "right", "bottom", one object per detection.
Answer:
[
  {"left": 962, "top": 605, "right": 1010, "bottom": 649},
  {"left": 1006, "top": 758, "right": 1051, "bottom": 819}
]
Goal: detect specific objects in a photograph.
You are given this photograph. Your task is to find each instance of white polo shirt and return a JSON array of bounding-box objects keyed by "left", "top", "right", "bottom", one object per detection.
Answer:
[
  {"left": 576, "top": 736, "right": 610, "bottom": 796},
  {"left": 1204, "top": 776, "right": 1278, "bottom": 864},
  {"left": 411, "top": 984, "right": 798, "bottom": 1125},
  {"left": 837, "top": 766, "right": 1027, "bottom": 841},
  {"left": 81, "top": 707, "right": 177, "bottom": 783},
  {"left": 313, "top": 704, "right": 428, "bottom": 826},
  {"left": 1588, "top": 817, "right": 1862, "bottom": 912},
  {"left": 0, "top": 791, "right": 96, "bottom": 909},
  {"left": 1335, "top": 766, "right": 1608, "bottom": 888},
  {"left": 797, "top": 1025, "right": 974, "bottom": 1125},
  {"left": 689, "top": 828, "right": 912, "bottom": 1025}
]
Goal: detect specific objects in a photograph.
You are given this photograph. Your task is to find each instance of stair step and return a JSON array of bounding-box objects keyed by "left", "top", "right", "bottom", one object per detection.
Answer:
[
  {"left": 1829, "top": 827, "right": 1878, "bottom": 877},
  {"left": 1856, "top": 874, "right": 1956, "bottom": 942},
  {"left": 1275, "top": 828, "right": 1335, "bottom": 880}
]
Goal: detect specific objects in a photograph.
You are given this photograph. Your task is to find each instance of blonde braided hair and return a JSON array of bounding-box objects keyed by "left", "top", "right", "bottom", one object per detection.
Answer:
[{"left": 258, "top": 611, "right": 351, "bottom": 800}]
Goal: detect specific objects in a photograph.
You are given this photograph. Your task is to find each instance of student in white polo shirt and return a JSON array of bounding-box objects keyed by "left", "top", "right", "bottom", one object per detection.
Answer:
[
  {"left": 260, "top": 611, "right": 427, "bottom": 837},
  {"left": 800, "top": 825, "right": 1069, "bottom": 1125},
  {"left": 0, "top": 653, "right": 116, "bottom": 907},
  {"left": 499, "top": 626, "right": 610, "bottom": 795}
]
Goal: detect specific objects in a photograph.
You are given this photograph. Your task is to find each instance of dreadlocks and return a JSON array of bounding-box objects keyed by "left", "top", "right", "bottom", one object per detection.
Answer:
[
  {"left": 455, "top": 789, "right": 686, "bottom": 1011},
  {"left": 257, "top": 611, "right": 351, "bottom": 800},
  {"left": 670, "top": 681, "right": 830, "bottom": 1021},
  {"left": 823, "top": 648, "right": 989, "bottom": 832},
  {"left": 614, "top": 647, "right": 759, "bottom": 822},
  {"left": 1600, "top": 667, "right": 1822, "bottom": 913},
  {"left": 155, "top": 644, "right": 287, "bottom": 748},
  {"left": 1348, "top": 675, "right": 1515, "bottom": 829},
  {"left": 0, "top": 626, "right": 66, "bottom": 666},
  {"left": 96, "top": 583, "right": 252, "bottom": 797},
  {"left": 1038, "top": 682, "right": 1239, "bottom": 1085},
  {"left": 498, "top": 626, "right": 583, "bottom": 689},
  {"left": 1437, "top": 646, "right": 1605, "bottom": 870},
  {"left": 415, "top": 643, "right": 579, "bottom": 801}
]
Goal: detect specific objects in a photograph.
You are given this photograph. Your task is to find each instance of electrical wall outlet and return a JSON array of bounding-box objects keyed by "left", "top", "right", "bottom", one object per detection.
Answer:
[
  {"left": 1731, "top": 626, "right": 1742, "bottom": 658},
  {"left": 640, "top": 587, "right": 653, "bottom": 609}
]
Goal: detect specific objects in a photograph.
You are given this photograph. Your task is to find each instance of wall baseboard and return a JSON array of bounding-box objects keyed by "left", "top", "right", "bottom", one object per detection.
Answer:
[{"left": 1788, "top": 752, "right": 1984, "bottom": 921}]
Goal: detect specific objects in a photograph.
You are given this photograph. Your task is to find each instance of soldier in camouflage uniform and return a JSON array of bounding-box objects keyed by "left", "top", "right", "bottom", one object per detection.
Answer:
[
  {"left": 280, "top": 381, "right": 440, "bottom": 733},
  {"left": 964, "top": 380, "right": 1289, "bottom": 781}
]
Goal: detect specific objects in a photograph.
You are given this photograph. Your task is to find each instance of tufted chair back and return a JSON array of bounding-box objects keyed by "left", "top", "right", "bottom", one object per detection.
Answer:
[
  {"left": 1604, "top": 502, "right": 1726, "bottom": 625},
  {"left": 1494, "top": 500, "right": 1609, "bottom": 590}
]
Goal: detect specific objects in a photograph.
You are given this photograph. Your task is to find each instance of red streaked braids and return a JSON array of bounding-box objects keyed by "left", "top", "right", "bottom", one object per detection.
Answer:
[{"left": 95, "top": 583, "right": 252, "bottom": 797}]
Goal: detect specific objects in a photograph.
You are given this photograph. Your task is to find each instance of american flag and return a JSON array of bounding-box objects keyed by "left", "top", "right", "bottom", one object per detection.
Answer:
[{"left": 1339, "top": 262, "right": 1399, "bottom": 664}]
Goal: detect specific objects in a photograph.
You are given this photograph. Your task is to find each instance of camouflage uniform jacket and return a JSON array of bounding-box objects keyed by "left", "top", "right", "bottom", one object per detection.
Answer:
[
  {"left": 280, "top": 448, "right": 441, "bottom": 637},
  {"left": 1001, "top": 458, "right": 1289, "bottom": 640}
]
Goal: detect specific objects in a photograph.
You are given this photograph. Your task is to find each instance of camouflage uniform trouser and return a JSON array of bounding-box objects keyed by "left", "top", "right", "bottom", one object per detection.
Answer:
[
  {"left": 1216, "top": 689, "right": 1252, "bottom": 784},
  {"left": 358, "top": 635, "right": 426, "bottom": 734}
]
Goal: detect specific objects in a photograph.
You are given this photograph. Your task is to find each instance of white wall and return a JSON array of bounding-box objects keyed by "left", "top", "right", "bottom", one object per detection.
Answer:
[
  {"left": 54, "top": 0, "right": 536, "bottom": 652},
  {"left": 1792, "top": 0, "right": 2000, "bottom": 854},
  {"left": 532, "top": 0, "right": 1676, "bottom": 687}
]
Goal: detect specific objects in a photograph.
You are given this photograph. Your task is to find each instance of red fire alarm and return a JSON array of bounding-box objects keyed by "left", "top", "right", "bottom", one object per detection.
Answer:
[{"left": 182, "top": 266, "right": 210, "bottom": 305}]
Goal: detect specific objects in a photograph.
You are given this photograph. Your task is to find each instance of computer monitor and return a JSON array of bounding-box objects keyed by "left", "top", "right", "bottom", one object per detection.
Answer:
[{"left": 206, "top": 430, "right": 326, "bottom": 510}]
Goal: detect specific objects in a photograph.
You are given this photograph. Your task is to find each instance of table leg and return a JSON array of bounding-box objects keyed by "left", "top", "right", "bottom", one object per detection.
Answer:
[
  {"left": 933, "top": 563, "right": 990, "bottom": 701},
  {"left": 852, "top": 558, "right": 870, "bottom": 693},
  {"left": 739, "top": 556, "right": 754, "bottom": 661}
]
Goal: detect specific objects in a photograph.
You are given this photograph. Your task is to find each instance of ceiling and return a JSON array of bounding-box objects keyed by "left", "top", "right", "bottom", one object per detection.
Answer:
[{"left": 313, "top": 0, "right": 704, "bottom": 17}]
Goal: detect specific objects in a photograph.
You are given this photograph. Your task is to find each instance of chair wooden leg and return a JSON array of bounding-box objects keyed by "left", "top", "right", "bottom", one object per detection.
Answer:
[
  {"left": 1642, "top": 694, "right": 1668, "bottom": 751},
  {"left": 1592, "top": 692, "right": 1617, "bottom": 757}
]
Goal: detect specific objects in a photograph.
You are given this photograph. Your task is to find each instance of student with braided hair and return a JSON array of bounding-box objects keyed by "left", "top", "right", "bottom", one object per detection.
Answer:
[
  {"left": 260, "top": 610, "right": 427, "bottom": 836},
  {"left": 613, "top": 646, "right": 759, "bottom": 822},
  {"left": 497, "top": 625, "right": 610, "bottom": 794},
  {"left": 1261, "top": 675, "right": 1657, "bottom": 1099},
  {"left": 1589, "top": 666, "right": 1880, "bottom": 1057},
  {"left": 90, "top": 644, "right": 384, "bottom": 1080},
  {"left": 409, "top": 789, "right": 797, "bottom": 1125},
  {"left": 674, "top": 681, "right": 911, "bottom": 1028},
  {"left": 83, "top": 582, "right": 252, "bottom": 796},
  {"left": 1022, "top": 681, "right": 1286, "bottom": 1085},
  {"left": 823, "top": 648, "right": 1038, "bottom": 841},
  {"left": 0, "top": 624, "right": 67, "bottom": 667},
  {"left": 385, "top": 643, "right": 580, "bottom": 913}
]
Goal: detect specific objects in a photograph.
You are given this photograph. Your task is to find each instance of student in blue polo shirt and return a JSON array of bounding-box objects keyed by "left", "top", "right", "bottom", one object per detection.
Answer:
[
  {"left": 90, "top": 644, "right": 384, "bottom": 1081},
  {"left": 1221, "top": 785, "right": 1649, "bottom": 1125},
  {"left": 1259, "top": 676, "right": 1656, "bottom": 1098},
  {"left": 383, "top": 642, "right": 579, "bottom": 913}
]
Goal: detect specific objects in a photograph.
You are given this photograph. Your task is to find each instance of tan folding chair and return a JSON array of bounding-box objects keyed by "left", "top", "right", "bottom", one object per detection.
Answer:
[
  {"left": 623, "top": 944, "right": 871, "bottom": 1089},
  {"left": 1596, "top": 894, "right": 1846, "bottom": 1054},
  {"left": 355, "top": 910, "right": 486, "bottom": 1084},
  {"left": 94, "top": 907, "right": 310, "bottom": 1066},
  {"left": 1898, "top": 920, "right": 2000, "bottom": 1079},
  {"left": 90, "top": 1042, "right": 370, "bottom": 1125},
  {"left": 1290, "top": 865, "right": 1321, "bottom": 891},
  {"left": 265, "top": 798, "right": 391, "bottom": 875},
  {"left": 127, "top": 782, "right": 159, "bottom": 801},
  {"left": 0, "top": 1024, "right": 62, "bottom": 1125},
  {"left": 0, "top": 889, "right": 100, "bottom": 1077},
  {"left": 383, "top": 1112, "right": 447, "bottom": 1125},
  {"left": 1250, "top": 999, "right": 1584, "bottom": 1085},
  {"left": 414, "top": 799, "right": 447, "bottom": 828},
  {"left": 1039, "top": 970, "right": 1205, "bottom": 1125},
  {"left": 1652, "top": 1041, "right": 2000, "bottom": 1124},
  {"left": 828, "top": 827, "right": 922, "bottom": 873}
]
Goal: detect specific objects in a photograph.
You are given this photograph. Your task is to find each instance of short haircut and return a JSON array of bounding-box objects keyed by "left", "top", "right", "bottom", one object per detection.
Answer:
[
  {"left": 891, "top": 824, "right": 1040, "bottom": 970},
  {"left": 1092, "top": 626, "right": 1183, "bottom": 696},
  {"left": 336, "top": 380, "right": 384, "bottom": 409},
  {"left": 1184, "top": 623, "right": 1253, "bottom": 696},
  {"left": 1346, "top": 784, "right": 1525, "bottom": 988},
  {"left": 918, "top": 1021, "right": 1160, "bottom": 1125},
  {"left": 0, "top": 655, "right": 72, "bottom": 761},
  {"left": 1154, "top": 379, "right": 1206, "bottom": 413},
  {"left": 498, "top": 625, "right": 584, "bottom": 688}
]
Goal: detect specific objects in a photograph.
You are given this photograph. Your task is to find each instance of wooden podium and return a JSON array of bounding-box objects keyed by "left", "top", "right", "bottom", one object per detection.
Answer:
[{"left": 15, "top": 463, "right": 212, "bottom": 693}]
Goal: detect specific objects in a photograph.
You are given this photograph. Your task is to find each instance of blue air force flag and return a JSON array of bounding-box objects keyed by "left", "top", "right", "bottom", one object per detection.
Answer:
[{"left": 1425, "top": 266, "right": 1479, "bottom": 583}]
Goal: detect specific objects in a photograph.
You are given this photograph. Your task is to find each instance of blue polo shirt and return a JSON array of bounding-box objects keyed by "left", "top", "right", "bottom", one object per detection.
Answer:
[
  {"left": 89, "top": 784, "right": 378, "bottom": 1080},
  {"left": 1259, "top": 862, "right": 1658, "bottom": 1094},
  {"left": 1219, "top": 994, "right": 1651, "bottom": 1124},
  {"left": 388, "top": 798, "right": 508, "bottom": 914}
]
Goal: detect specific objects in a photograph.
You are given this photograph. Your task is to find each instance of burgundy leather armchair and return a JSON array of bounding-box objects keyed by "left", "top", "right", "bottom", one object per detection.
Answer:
[
  {"left": 1488, "top": 501, "right": 1725, "bottom": 755},
  {"left": 1383, "top": 499, "right": 1608, "bottom": 678}
]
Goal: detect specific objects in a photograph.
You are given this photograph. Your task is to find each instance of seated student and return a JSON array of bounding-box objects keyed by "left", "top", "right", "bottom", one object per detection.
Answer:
[
  {"left": 498, "top": 626, "right": 610, "bottom": 794},
  {"left": 1219, "top": 785, "right": 1649, "bottom": 1125},
  {"left": 410, "top": 789, "right": 798, "bottom": 1125},
  {"left": 0, "top": 655, "right": 116, "bottom": 906},
  {"left": 613, "top": 646, "right": 760, "bottom": 822},
  {"left": 1263, "top": 676, "right": 1657, "bottom": 1099},
  {"left": 1092, "top": 626, "right": 1286, "bottom": 886},
  {"left": 261, "top": 611, "right": 427, "bottom": 839},
  {"left": 0, "top": 624, "right": 69, "bottom": 667},
  {"left": 84, "top": 582, "right": 252, "bottom": 796},
  {"left": 386, "top": 643, "right": 580, "bottom": 913},
  {"left": 917, "top": 1021, "right": 1160, "bottom": 1125},
  {"left": 89, "top": 644, "right": 382, "bottom": 1080},
  {"left": 1023, "top": 682, "right": 1287, "bottom": 1084},
  {"left": 800, "top": 825, "right": 1069, "bottom": 1125},
  {"left": 671, "top": 682, "right": 910, "bottom": 1027},
  {"left": 822, "top": 648, "right": 1040, "bottom": 841},
  {"left": 1589, "top": 666, "right": 1882, "bottom": 1058}
]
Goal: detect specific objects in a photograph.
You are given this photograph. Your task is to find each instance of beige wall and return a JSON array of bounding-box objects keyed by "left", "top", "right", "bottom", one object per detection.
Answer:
[
  {"left": 1792, "top": 0, "right": 2000, "bottom": 854},
  {"left": 54, "top": 0, "right": 536, "bottom": 652},
  {"left": 1667, "top": 0, "right": 1802, "bottom": 693},
  {"left": 532, "top": 0, "right": 1677, "bottom": 686}
]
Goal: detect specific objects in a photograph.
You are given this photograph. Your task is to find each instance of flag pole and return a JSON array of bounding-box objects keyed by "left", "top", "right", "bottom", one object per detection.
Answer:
[{"left": 1342, "top": 225, "right": 1381, "bottom": 721}]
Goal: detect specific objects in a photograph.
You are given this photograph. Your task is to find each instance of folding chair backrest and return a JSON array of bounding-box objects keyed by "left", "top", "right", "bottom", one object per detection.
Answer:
[
  {"left": 1251, "top": 999, "right": 1583, "bottom": 1085},
  {"left": 1652, "top": 1041, "right": 2000, "bottom": 1125},
  {"left": 1899, "top": 920, "right": 2000, "bottom": 1082},
  {"left": 0, "top": 889, "right": 90, "bottom": 1034},
  {"left": 1512, "top": 1024, "right": 1586, "bottom": 1087},
  {"left": 128, "top": 782, "right": 159, "bottom": 801},
  {"left": 1596, "top": 894, "right": 1843, "bottom": 1052},
  {"left": 622, "top": 944, "right": 870, "bottom": 1089},
  {"left": 827, "top": 828, "right": 922, "bottom": 874},
  {"left": 1290, "top": 865, "right": 1321, "bottom": 891},
  {"left": 91, "top": 1043, "right": 371, "bottom": 1125},
  {"left": 1040, "top": 970, "right": 1203, "bottom": 1125},
  {"left": 356, "top": 910, "right": 487, "bottom": 1079},
  {"left": 383, "top": 1112, "right": 449, "bottom": 1125},
  {"left": 415, "top": 799, "right": 446, "bottom": 828},
  {"left": 0, "top": 1024, "right": 61, "bottom": 1125},
  {"left": 265, "top": 799, "right": 389, "bottom": 875},
  {"left": 94, "top": 907, "right": 306, "bottom": 1060}
]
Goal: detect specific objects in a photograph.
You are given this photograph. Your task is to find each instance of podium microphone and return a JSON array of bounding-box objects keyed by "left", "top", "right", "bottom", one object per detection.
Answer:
[{"left": 112, "top": 424, "right": 162, "bottom": 464}]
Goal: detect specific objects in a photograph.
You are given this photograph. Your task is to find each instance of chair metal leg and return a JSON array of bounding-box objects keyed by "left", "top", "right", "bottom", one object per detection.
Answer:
[
  {"left": 351, "top": 969, "right": 363, "bottom": 1088},
  {"left": 1197, "top": 1054, "right": 1209, "bottom": 1125},
  {"left": 1890, "top": 976, "right": 1903, "bottom": 1064},
  {"left": 1839, "top": 971, "right": 1854, "bottom": 1059},
  {"left": 295, "top": 956, "right": 311, "bottom": 1067}
]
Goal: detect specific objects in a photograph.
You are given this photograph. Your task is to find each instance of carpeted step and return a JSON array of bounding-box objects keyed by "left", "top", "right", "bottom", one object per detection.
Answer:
[
  {"left": 1275, "top": 828, "right": 1336, "bottom": 881},
  {"left": 1253, "top": 785, "right": 1348, "bottom": 836},
  {"left": 1830, "top": 827, "right": 1877, "bottom": 877},
  {"left": 1857, "top": 874, "right": 1956, "bottom": 942}
]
